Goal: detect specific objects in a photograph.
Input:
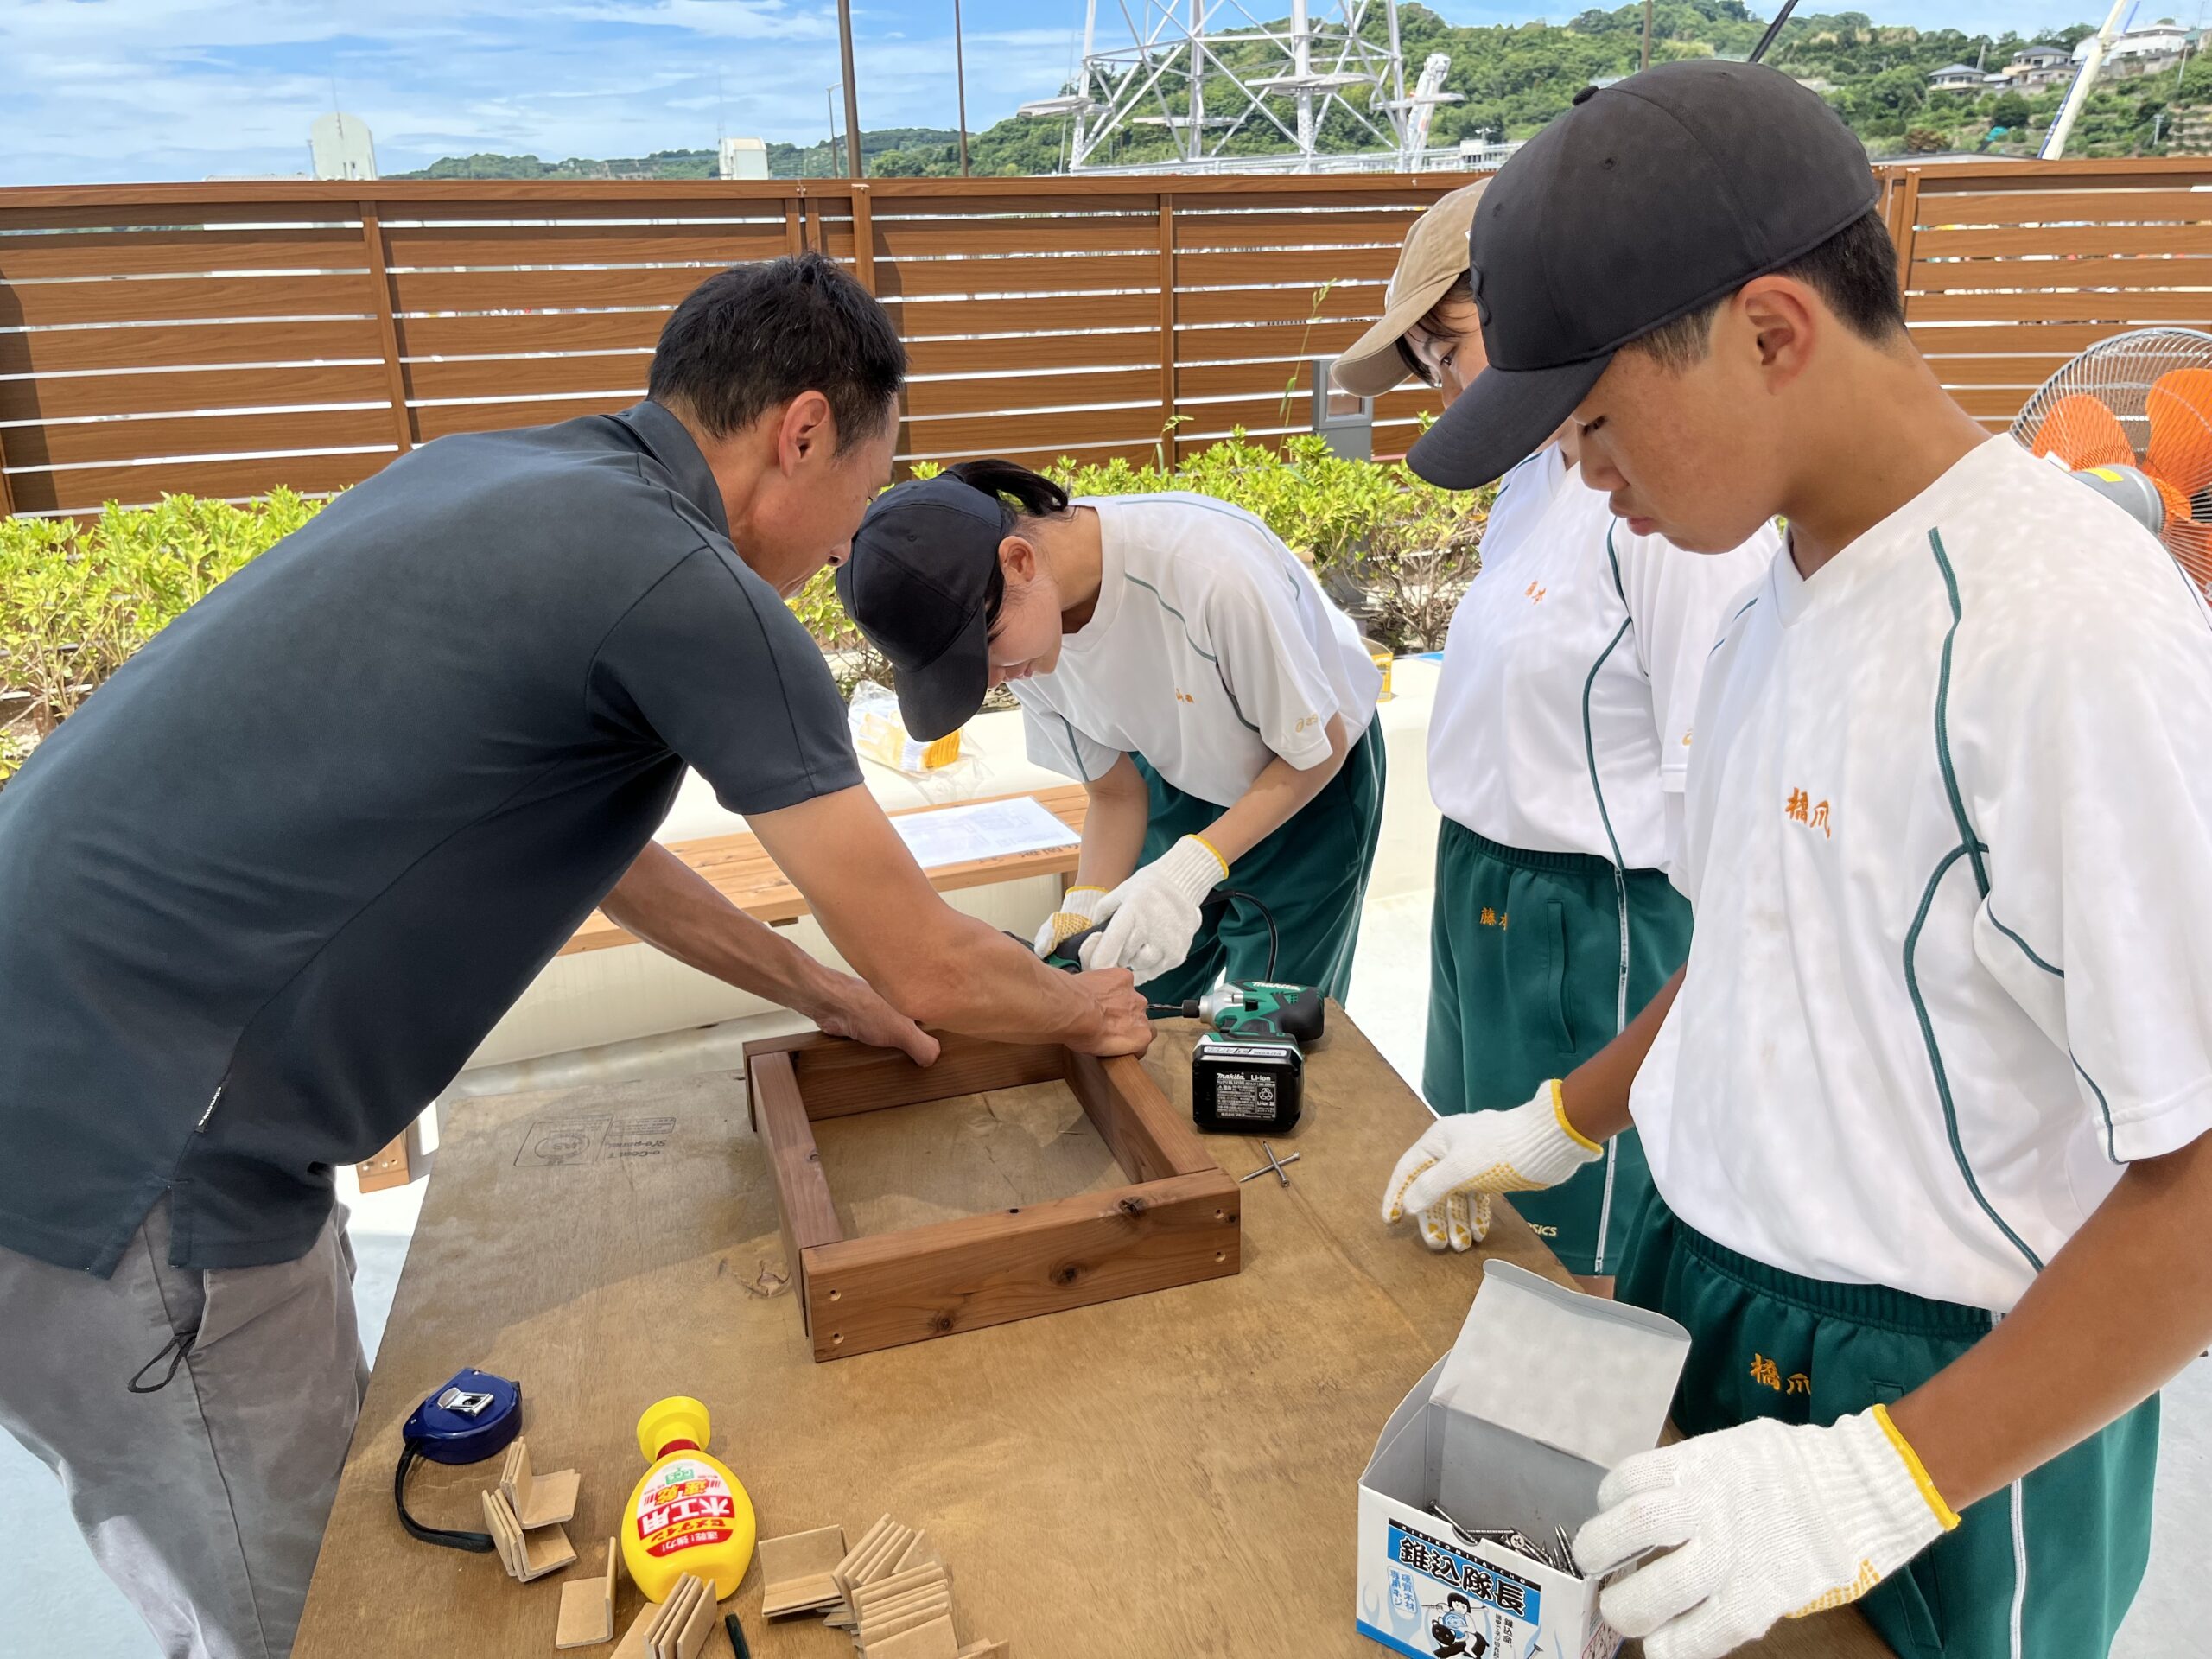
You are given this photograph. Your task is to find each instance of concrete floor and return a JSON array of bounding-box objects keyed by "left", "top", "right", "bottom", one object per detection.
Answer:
[{"left": 3, "top": 886, "right": 2205, "bottom": 1656}]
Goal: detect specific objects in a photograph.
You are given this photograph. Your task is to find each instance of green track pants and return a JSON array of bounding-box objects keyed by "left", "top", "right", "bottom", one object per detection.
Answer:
[
  {"left": 1131, "top": 724, "right": 1386, "bottom": 1008},
  {"left": 1421, "top": 818, "right": 1691, "bottom": 1276},
  {"left": 1617, "top": 1192, "right": 2159, "bottom": 1659}
]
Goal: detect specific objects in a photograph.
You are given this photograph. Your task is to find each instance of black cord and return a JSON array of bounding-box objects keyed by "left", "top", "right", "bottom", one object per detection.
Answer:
[
  {"left": 395, "top": 1440, "right": 498, "bottom": 1553},
  {"left": 1206, "top": 887, "right": 1279, "bottom": 980},
  {"left": 1747, "top": 0, "right": 1800, "bottom": 62}
]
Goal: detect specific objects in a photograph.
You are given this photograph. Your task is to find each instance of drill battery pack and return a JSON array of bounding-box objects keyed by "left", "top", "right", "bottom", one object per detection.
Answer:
[{"left": 1191, "top": 1031, "right": 1304, "bottom": 1135}]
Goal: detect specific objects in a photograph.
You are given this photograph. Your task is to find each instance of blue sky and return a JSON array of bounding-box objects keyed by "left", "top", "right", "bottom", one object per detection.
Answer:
[{"left": 0, "top": 0, "right": 2133, "bottom": 185}]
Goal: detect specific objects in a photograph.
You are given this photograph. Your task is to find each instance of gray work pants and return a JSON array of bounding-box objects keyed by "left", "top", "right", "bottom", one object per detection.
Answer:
[{"left": 0, "top": 1198, "right": 367, "bottom": 1659}]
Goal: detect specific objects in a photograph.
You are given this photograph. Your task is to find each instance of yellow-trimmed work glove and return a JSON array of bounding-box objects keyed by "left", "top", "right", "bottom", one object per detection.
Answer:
[
  {"left": 1033, "top": 887, "right": 1109, "bottom": 957},
  {"left": 1573, "top": 1405, "right": 1960, "bottom": 1659},
  {"left": 1083, "top": 836, "right": 1229, "bottom": 983},
  {"left": 1380, "top": 1080, "right": 1601, "bottom": 1252}
]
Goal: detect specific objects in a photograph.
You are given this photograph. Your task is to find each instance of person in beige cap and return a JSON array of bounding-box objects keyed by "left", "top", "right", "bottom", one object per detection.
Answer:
[{"left": 1342, "top": 182, "right": 1778, "bottom": 1291}]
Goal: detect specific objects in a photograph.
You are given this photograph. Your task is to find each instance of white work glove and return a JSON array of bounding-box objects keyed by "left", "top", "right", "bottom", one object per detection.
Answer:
[
  {"left": 1380, "top": 1080, "right": 1599, "bottom": 1251},
  {"left": 1573, "top": 1406, "right": 1959, "bottom": 1659},
  {"left": 1081, "top": 836, "right": 1228, "bottom": 983},
  {"left": 1033, "top": 886, "right": 1109, "bottom": 957}
]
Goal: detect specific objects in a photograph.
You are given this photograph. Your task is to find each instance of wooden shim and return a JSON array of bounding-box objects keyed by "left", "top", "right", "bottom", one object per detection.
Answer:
[
  {"left": 955, "top": 1644, "right": 1010, "bottom": 1658},
  {"left": 1065, "top": 1051, "right": 1218, "bottom": 1183},
  {"left": 675, "top": 1577, "right": 717, "bottom": 1659},
  {"left": 556, "top": 1562, "right": 615, "bottom": 1649},
  {"left": 863, "top": 1617, "right": 961, "bottom": 1659},
  {"left": 759, "top": 1524, "right": 849, "bottom": 1617},
  {"left": 858, "top": 1586, "right": 953, "bottom": 1630},
  {"left": 612, "top": 1600, "right": 659, "bottom": 1659},
  {"left": 802, "top": 1168, "right": 1240, "bottom": 1361},
  {"left": 648, "top": 1574, "right": 703, "bottom": 1659},
  {"left": 851, "top": 1565, "right": 950, "bottom": 1612},
  {"left": 518, "top": 1522, "right": 577, "bottom": 1584},
  {"left": 500, "top": 1438, "right": 581, "bottom": 1530},
  {"left": 480, "top": 1489, "right": 521, "bottom": 1579},
  {"left": 859, "top": 1596, "right": 956, "bottom": 1644},
  {"left": 893, "top": 1533, "right": 943, "bottom": 1574}
]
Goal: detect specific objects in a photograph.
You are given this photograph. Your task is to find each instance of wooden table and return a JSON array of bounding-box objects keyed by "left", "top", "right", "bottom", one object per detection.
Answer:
[
  {"left": 297, "top": 1014, "right": 1881, "bottom": 1659},
  {"left": 560, "top": 785, "right": 1090, "bottom": 954}
]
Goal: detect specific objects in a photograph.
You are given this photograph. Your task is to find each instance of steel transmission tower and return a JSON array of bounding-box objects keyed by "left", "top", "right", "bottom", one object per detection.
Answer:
[{"left": 1020, "top": 0, "right": 1430, "bottom": 173}]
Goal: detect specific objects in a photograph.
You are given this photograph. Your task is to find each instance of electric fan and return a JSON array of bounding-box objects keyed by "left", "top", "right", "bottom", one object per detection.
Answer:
[{"left": 2009, "top": 327, "right": 2212, "bottom": 597}]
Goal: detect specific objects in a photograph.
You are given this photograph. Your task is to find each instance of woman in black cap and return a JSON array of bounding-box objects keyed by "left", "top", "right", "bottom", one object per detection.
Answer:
[{"left": 836, "top": 459, "right": 1385, "bottom": 1007}]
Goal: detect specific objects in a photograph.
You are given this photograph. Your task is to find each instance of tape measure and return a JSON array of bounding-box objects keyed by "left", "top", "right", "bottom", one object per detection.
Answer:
[{"left": 395, "top": 1367, "right": 523, "bottom": 1553}]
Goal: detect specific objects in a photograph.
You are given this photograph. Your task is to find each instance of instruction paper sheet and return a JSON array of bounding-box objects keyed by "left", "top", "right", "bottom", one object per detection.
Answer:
[{"left": 890, "top": 795, "right": 1079, "bottom": 870}]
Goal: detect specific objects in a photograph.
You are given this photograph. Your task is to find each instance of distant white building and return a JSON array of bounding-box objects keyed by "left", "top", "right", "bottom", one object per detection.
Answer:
[
  {"left": 2074, "top": 20, "right": 2192, "bottom": 65},
  {"left": 719, "top": 137, "right": 769, "bottom": 180},
  {"left": 2001, "top": 45, "right": 2075, "bottom": 89},
  {"left": 309, "top": 112, "right": 378, "bottom": 181},
  {"left": 1928, "top": 62, "right": 1986, "bottom": 90}
]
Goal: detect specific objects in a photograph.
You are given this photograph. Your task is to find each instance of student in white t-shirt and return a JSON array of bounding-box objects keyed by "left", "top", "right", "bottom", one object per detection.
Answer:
[
  {"left": 836, "top": 460, "right": 1385, "bottom": 1004},
  {"left": 1382, "top": 61, "right": 2212, "bottom": 1659},
  {"left": 1335, "top": 181, "right": 1777, "bottom": 1285}
]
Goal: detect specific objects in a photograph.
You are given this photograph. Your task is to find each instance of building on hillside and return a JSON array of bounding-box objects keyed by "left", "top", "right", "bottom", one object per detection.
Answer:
[
  {"left": 719, "top": 137, "right": 769, "bottom": 180},
  {"left": 1927, "top": 62, "right": 1986, "bottom": 91},
  {"left": 2000, "top": 43, "right": 2075, "bottom": 89},
  {"left": 309, "top": 112, "right": 377, "bottom": 181},
  {"left": 2075, "top": 20, "right": 2195, "bottom": 72}
]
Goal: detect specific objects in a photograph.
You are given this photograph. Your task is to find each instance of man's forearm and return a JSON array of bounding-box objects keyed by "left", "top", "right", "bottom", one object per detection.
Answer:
[
  {"left": 1890, "top": 1130, "right": 2212, "bottom": 1512},
  {"left": 1558, "top": 965, "right": 1682, "bottom": 1144},
  {"left": 601, "top": 842, "right": 840, "bottom": 1015}
]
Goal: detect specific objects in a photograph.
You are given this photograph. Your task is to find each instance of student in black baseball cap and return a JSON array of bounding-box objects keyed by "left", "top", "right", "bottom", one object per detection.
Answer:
[
  {"left": 1381, "top": 58, "right": 2210, "bottom": 1659},
  {"left": 838, "top": 460, "right": 1385, "bottom": 1007}
]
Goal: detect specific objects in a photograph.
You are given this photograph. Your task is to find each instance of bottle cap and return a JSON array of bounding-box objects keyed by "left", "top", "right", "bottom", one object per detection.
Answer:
[{"left": 637, "top": 1395, "right": 712, "bottom": 1463}]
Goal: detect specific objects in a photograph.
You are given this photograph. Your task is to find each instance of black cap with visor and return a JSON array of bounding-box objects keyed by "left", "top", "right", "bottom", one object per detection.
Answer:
[
  {"left": 836, "top": 474, "right": 1011, "bottom": 742},
  {"left": 1407, "top": 59, "right": 1879, "bottom": 492}
]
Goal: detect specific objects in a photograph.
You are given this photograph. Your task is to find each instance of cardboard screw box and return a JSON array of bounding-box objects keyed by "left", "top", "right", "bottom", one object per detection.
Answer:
[{"left": 1357, "top": 1262, "right": 1691, "bottom": 1659}]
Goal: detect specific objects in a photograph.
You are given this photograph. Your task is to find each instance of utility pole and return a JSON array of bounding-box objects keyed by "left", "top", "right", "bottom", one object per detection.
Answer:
[
  {"left": 837, "top": 0, "right": 865, "bottom": 179},
  {"left": 826, "top": 86, "right": 842, "bottom": 175},
  {"left": 955, "top": 0, "right": 972, "bottom": 175},
  {"left": 1640, "top": 0, "right": 1654, "bottom": 70}
]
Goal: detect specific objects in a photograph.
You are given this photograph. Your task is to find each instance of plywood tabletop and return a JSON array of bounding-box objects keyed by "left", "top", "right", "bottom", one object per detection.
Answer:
[
  {"left": 296, "top": 1011, "right": 1880, "bottom": 1659},
  {"left": 560, "top": 785, "right": 1089, "bottom": 953}
]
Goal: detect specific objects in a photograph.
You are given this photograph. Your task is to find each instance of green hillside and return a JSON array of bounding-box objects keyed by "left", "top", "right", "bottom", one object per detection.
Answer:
[
  {"left": 878, "top": 0, "right": 2209, "bottom": 172},
  {"left": 391, "top": 3, "right": 2208, "bottom": 183}
]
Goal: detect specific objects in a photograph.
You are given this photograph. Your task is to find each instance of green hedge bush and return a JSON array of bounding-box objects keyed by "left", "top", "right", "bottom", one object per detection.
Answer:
[{"left": 3, "top": 437, "right": 1489, "bottom": 782}]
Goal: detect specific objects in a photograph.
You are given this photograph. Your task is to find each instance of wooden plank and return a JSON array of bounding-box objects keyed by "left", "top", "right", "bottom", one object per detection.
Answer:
[
  {"left": 850, "top": 186, "right": 875, "bottom": 296},
  {"left": 401, "top": 350, "right": 653, "bottom": 403},
  {"left": 747, "top": 1051, "right": 842, "bottom": 1251},
  {"left": 1948, "top": 385, "right": 2047, "bottom": 419},
  {"left": 1917, "top": 354, "right": 2075, "bottom": 388},
  {"left": 897, "top": 406, "right": 1168, "bottom": 457},
  {"left": 1174, "top": 393, "right": 1327, "bottom": 438},
  {"left": 1177, "top": 281, "right": 1388, "bottom": 327},
  {"left": 1885, "top": 168, "right": 1922, "bottom": 296},
  {"left": 385, "top": 264, "right": 719, "bottom": 314},
  {"left": 1175, "top": 245, "right": 1404, "bottom": 289},
  {"left": 882, "top": 290, "right": 1160, "bottom": 339},
  {"left": 0, "top": 361, "right": 392, "bottom": 423},
  {"left": 0, "top": 200, "right": 368, "bottom": 232},
  {"left": 1, "top": 271, "right": 372, "bottom": 327},
  {"left": 745, "top": 1028, "right": 1065, "bottom": 1121},
  {"left": 391, "top": 308, "right": 668, "bottom": 358},
  {"left": 1176, "top": 316, "right": 1373, "bottom": 361},
  {"left": 0, "top": 427, "right": 14, "bottom": 516},
  {"left": 8, "top": 448, "right": 388, "bottom": 515},
  {"left": 903, "top": 329, "right": 1160, "bottom": 376},
  {"left": 869, "top": 217, "right": 1167, "bottom": 259},
  {"left": 359, "top": 203, "right": 414, "bottom": 454},
  {"left": 900, "top": 365, "right": 1160, "bottom": 421},
  {"left": 1179, "top": 357, "right": 1322, "bottom": 402},
  {"left": 1172, "top": 207, "right": 1433, "bottom": 251},
  {"left": 1909, "top": 254, "right": 2212, "bottom": 292},
  {"left": 899, "top": 436, "right": 1160, "bottom": 473},
  {"left": 1914, "top": 223, "right": 2212, "bottom": 259},
  {"left": 871, "top": 252, "right": 1160, "bottom": 302},
  {"left": 0, "top": 316, "right": 386, "bottom": 376},
  {"left": 410, "top": 396, "right": 636, "bottom": 443},
  {"left": 1908, "top": 321, "right": 2145, "bottom": 355},
  {"left": 1905, "top": 289, "right": 2212, "bottom": 324},
  {"left": 377, "top": 224, "right": 791, "bottom": 268},
  {"left": 1, "top": 404, "right": 395, "bottom": 469},
  {"left": 1903, "top": 187, "right": 2212, "bottom": 226},
  {"left": 0, "top": 226, "right": 369, "bottom": 280},
  {"left": 801, "top": 1168, "right": 1241, "bottom": 1361},
  {"left": 562, "top": 785, "right": 1090, "bottom": 952},
  {"left": 356, "top": 1135, "right": 411, "bottom": 1193},
  {"left": 291, "top": 1011, "right": 1877, "bottom": 1659},
  {"left": 1065, "top": 1052, "right": 1219, "bottom": 1183}
]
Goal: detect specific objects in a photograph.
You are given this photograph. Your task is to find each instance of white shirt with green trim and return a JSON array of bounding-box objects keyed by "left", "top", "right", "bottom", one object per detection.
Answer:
[
  {"left": 1633, "top": 436, "right": 2212, "bottom": 1313},
  {"left": 1013, "top": 493, "right": 1381, "bottom": 808},
  {"left": 1427, "top": 446, "right": 1778, "bottom": 872}
]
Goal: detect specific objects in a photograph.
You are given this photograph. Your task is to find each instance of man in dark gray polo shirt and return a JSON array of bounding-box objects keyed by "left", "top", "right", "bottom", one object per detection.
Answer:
[{"left": 0, "top": 252, "right": 1147, "bottom": 1659}]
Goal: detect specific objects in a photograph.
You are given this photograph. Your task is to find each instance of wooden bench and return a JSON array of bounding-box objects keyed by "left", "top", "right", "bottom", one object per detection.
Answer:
[{"left": 355, "top": 785, "right": 1092, "bottom": 1190}]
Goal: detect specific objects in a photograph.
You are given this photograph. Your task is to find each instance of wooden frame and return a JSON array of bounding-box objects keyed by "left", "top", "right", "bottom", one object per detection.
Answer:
[{"left": 744, "top": 1028, "right": 1240, "bottom": 1362}]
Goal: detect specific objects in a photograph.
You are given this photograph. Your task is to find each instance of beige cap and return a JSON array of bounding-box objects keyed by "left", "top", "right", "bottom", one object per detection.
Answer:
[{"left": 1330, "top": 179, "right": 1490, "bottom": 399}]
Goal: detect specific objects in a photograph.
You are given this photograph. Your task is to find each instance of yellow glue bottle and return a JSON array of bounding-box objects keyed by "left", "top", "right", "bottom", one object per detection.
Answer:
[{"left": 621, "top": 1396, "right": 757, "bottom": 1601}]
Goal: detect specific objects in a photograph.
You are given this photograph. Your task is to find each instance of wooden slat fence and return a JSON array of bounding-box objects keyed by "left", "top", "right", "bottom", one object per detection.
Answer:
[{"left": 2, "top": 162, "right": 2208, "bottom": 516}]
